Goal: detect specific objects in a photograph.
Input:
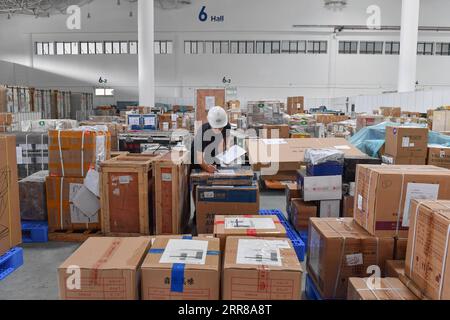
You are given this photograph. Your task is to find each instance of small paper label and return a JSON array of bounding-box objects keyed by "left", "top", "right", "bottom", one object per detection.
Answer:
[
  {"left": 402, "top": 137, "right": 410, "bottom": 148},
  {"left": 402, "top": 183, "right": 440, "bottom": 227},
  {"left": 171, "top": 114, "right": 178, "bottom": 122},
  {"left": 203, "top": 191, "right": 214, "bottom": 199},
  {"left": 162, "top": 173, "right": 172, "bottom": 182},
  {"left": 346, "top": 253, "right": 363, "bottom": 266},
  {"left": 159, "top": 239, "right": 208, "bottom": 265},
  {"left": 357, "top": 194, "right": 363, "bottom": 211},
  {"left": 334, "top": 145, "right": 351, "bottom": 150},
  {"left": 236, "top": 239, "right": 283, "bottom": 266},
  {"left": 225, "top": 218, "right": 276, "bottom": 230},
  {"left": 119, "top": 176, "right": 131, "bottom": 184}
]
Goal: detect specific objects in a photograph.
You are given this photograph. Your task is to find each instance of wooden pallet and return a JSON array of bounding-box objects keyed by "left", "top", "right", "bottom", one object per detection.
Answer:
[{"left": 48, "top": 229, "right": 103, "bottom": 243}]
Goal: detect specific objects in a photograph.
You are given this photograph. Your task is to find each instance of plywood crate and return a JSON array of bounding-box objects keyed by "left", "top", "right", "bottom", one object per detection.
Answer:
[
  {"left": 153, "top": 151, "right": 191, "bottom": 235},
  {"left": 100, "top": 154, "right": 161, "bottom": 236}
]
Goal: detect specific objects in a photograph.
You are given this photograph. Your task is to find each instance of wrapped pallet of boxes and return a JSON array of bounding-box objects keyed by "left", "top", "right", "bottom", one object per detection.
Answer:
[
  {"left": 58, "top": 237, "right": 151, "bottom": 300},
  {"left": 154, "top": 152, "right": 191, "bottom": 235},
  {"left": 196, "top": 184, "right": 260, "bottom": 234},
  {"left": 383, "top": 126, "right": 428, "bottom": 165},
  {"left": 21, "top": 119, "right": 78, "bottom": 133},
  {"left": 0, "top": 135, "right": 22, "bottom": 256},
  {"left": 347, "top": 278, "right": 417, "bottom": 300},
  {"left": 141, "top": 236, "right": 220, "bottom": 300},
  {"left": 48, "top": 129, "right": 110, "bottom": 178},
  {"left": 404, "top": 200, "right": 450, "bottom": 300},
  {"left": 13, "top": 132, "right": 49, "bottom": 179},
  {"left": 19, "top": 170, "right": 48, "bottom": 221},
  {"left": 307, "top": 218, "right": 397, "bottom": 299},
  {"left": 100, "top": 154, "right": 160, "bottom": 236},
  {"left": 354, "top": 165, "right": 450, "bottom": 238},
  {"left": 222, "top": 237, "right": 303, "bottom": 300},
  {"left": 213, "top": 215, "right": 287, "bottom": 252}
]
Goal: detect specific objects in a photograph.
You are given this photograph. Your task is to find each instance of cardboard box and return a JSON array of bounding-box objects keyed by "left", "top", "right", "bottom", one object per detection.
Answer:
[
  {"left": 0, "top": 135, "right": 22, "bottom": 256},
  {"left": 101, "top": 154, "right": 158, "bottom": 236},
  {"left": 290, "top": 199, "right": 317, "bottom": 232},
  {"left": 356, "top": 115, "right": 384, "bottom": 132},
  {"left": 158, "top": 114, "right": 178, "bottom": 131},
  {"left": 48, "top": 129, "right": 111, "bottom": 178},
  {"left": 260, "top": 171, "right": 297, "bottom": 182},
  {"left": 222, "top": 237, "right": 303, "bottom": 300},
  {"left": 261, "top": 124, "right": 290, "bottom": 139},
  {"left": 213, "top": 215, "right": 287, "bottom": 252},
  {"left": 386, "top": 260, "right": 405, "bottom": 278},
  {"left": 427, "top": 146, "right": 450, "bottom": 169},
  {"left": 190, "top": 168, "right": 254, "bottom": 187},
  {"left": 196, "top": 184, "right": 260, "bottom": 234},
  {"left": 380, "top": 107, "right": 401, "bottom": 118},
  {"left": 141, "top": 236, "right": 220, "bottom": 300},
  {"left": 19, "top": 170, "right": 48, "bottom": 221},
  {"left": 405, "top": 200, "right": 450, "bottom": 300},
  {"left": 382, "top": 154, "right": 426, "bottom": 165},
  {"left": 319, "top": 200, "right": 340, "bottom": 218},
  {"left": 285, "top": 183, "right": 301, "bottom": 213},
  {"left": 46, "top": 176, "right": 101, "bottom": 232},
  {"left": 307, "top": 218, "right": 396, "bottom": 299},
  {"left": 154, "top": 152, "right": 191, "bottom": 235},
  {"left": 58, "top": 237, "right": 151, "bottom": 300},
  {"left": 354, "top": 165, "right": 450, "bottom": 238},
  {"left": 385, "top": 126, "right": 428, "bottom": 158},
  {"left": 432, "top": 110, "right": 450, "bottom": 132},
  {"left": 297, "top": 169, "right": 342, "bottom": 201},
  {"left": 347, "top": 277, "right": 417, "bottom": 300},
  {"left": 342, "top": 195, "right": 354, "bottom": 218},
  {"left": 315, "top": 114, "right": 349, "bottom": 125},
  {"left": 248, "top": 138, "right": 365, "bottom": 172},
  {"left": 286, "top": 96, "right": 304, "bottom": 115}
]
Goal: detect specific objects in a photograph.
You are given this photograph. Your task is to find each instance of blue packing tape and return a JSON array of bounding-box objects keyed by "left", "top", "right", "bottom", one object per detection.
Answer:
[
  {"left": 171, "top": 263, "right": 185, "bottom": 293},
  {"left": 148, "top": 248, "right": 164, "bottom": 254},
  {"left": 182, "top": 236, "right": 193, "bottom": 240},
  {"left": 206, "top": 250, "right": 220, "bottom": 255}
]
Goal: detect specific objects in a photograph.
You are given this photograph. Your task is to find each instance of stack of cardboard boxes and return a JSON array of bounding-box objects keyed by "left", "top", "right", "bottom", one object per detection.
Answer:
[{"left": 46, "top": 129, "right": 110, "bottom": 232}]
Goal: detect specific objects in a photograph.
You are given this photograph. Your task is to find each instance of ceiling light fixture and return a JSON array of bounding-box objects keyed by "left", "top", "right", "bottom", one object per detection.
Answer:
[{"left": 324, "top": 0, "right": 347, "bottom": 11}]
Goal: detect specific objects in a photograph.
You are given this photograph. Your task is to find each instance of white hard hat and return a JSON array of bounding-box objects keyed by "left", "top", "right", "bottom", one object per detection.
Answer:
[{"left": 207, "top": 106, "right": 228, "bottom": 129}]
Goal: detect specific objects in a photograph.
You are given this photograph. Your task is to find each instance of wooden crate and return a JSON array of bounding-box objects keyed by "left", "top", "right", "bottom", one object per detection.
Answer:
[
  {"left": 153, "top": 151, "right": 191, "bottom": 235},
  {"left": 100, "top": 154, "right": 160, "bottom": 236}
]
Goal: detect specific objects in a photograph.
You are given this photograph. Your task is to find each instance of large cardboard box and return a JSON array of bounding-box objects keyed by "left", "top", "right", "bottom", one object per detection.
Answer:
[
  {"left": 354, "top": 165, "right": 450, "bottom": 238},
  {"left": 0, "top": 135, "right": 22, "bottom": 256},
  {"left": 141, "top": 236, "right": 220, "bottom": 300},
  {"left": 347, "top": 277, "right": 417, "bottom": 300},
  {"left": 19, "top": 170, "right": 48, "bottom": 221},
  {"left": 248, "top": 138, "right": 365, "bottom": 172},
  {"left": 0, "top": 113, "right": 12, "bottom": 132},
  {"left": 380, "top": 107, "right": 401, "bottom": 118},
  {"left": 290, "top": 199, "right": 317, "bottom": 232},
  {"left": 286, "top": 96, "right": 304, "bottom": 115},
  {"left": 213, "top": 215, "right": 287, "bottom": 252},
  {"left": 196, "top": 184, "right": 260, "bottom": 234},
  {"left": 154, "top": 152, "right": 191, "bottom": 235},
  {"left": 405, "top": 200, "right": 450, "bottom": 300},
  {"left": 297, "top": 169, "right": 342, "bottom": 201},
  {"left": 101, "top": 155, "right": 157, "bottom": 236},
  {"left": 222, "top": 237, "right": 303, "bottom": 300},
  {"left": 385, "top": 126, "right": 428, "bottom": 158},
  {"left": 58, "top": 237, "right": 151, "bottom": 300},
  {"left": 427, "top": 146, "right": 450, "bottom": 169},
  {"left": 307, "top": 218, "right": 396, "bottom": 299},
  {"left": 432, "top": 110, "right": 450, "bottom": 132},
  {"left": 190, "top": 168, "right": 254, "bottom": 187},
  {"left": 356, "top": 115, "right": 384, "bottom": 132},
  {"left": 46, "top": 176, "right": 100, "bottom": 232},
  {"left": 48, "top": 129, "right": 111, "bottom": 178},
  {"left": 261, "top": 124, "right": 290, "bottom": 139}
]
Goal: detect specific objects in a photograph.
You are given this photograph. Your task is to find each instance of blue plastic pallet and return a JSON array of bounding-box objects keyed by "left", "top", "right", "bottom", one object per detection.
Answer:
[
  {"left": 22, "top": 221, "right": 49, "bottom": 243},
  {"left": 298, "top": 230, "right": 308, "bottom": 251},
  {"left": 305, "top": 274, "right": 323, "bottom": 300},
  {"left": 0, "top": 247, "right": 24, "bottom": 281},
  {"left": 259, "top": 209, "right": 306, "bottom": 262}
]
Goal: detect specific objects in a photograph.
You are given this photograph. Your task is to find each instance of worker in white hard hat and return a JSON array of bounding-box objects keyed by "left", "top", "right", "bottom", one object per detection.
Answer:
[{"left": 191, "top": 106, "right": 231, "bottom": 173}]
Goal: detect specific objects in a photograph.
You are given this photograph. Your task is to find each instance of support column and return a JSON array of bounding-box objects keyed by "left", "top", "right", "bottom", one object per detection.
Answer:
[
  {"left": 397, "top": 0, "right": 420, "bottom": 93},
  {"left": 138, "top": 0, "right": 155, "bottom": 106}
]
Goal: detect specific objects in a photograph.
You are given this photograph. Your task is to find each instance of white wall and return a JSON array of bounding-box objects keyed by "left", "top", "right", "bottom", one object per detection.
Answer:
[{"left": 1, "top": 0, "right": 450, "bottom": 110}]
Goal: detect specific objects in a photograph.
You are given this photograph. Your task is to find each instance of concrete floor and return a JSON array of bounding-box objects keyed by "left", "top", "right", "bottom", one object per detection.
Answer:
[{"left": 0, "top": 190, "right": 293, "bottom": 300}]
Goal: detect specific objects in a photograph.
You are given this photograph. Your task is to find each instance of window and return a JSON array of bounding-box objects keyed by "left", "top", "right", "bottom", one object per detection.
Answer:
[
  {"left": 120, "top": 41, "right": 128, "bottom": 54},
  {"left": 385, "top": 41, "right": 400, "bottom": 55},
  {"left": 95, "top": 42, "right": 104, "bottom": 54},
  {"left": 221, "top": 41, "right": 229, "bottom": 54},
  {"left": 271, "top": 41, "right": 280, "bottom": 54},
  {"left": 95, "top": 88, "right": 114, "bottom": 96},
  {"left": 88, "top": 42, "right": 96, "bottom": 55},
  {"left": 55, "top": 42, "right": 64, "bottom": 55},
  {"left": 112, "top": 42, "right": 120, "bottom": 54},
  {"left": 35, "top": 42, "right": 55, "bottom": 55},
  {"left": 339, "top": 41, "right": 358, "bottom": 54},
  {"left": 36, "top": 43, "right": 43, "bottom": 55},
  {"left": 238, "top": 41, "right": 246, "bottom": 54},
  {"left": 129, "top": 41, "right": 138, "bottom": 54},
  {"left": 256, "top": 41, "right": 264, "bottom": 54},
  {"left": 282, "top": 40, "right": 306, "bottom": 54},
  {"left": 308, "top": 41, "right": 327, "bottom": 54},
  {"left": 64, "top": 42, "right": 72, "bottom": 55},
  {"left": 230, "top": 41, "right": 238, "bottom": 54},
  {"left": 264, "top": 41, "right": 271, "bottom": 54},
  {"left": 360, "top": 41, "right": 383, "bottom": 54},
  {"left": 105, "top": 42, "right": 113, "bottom": 54},
  {"left": 154, "top": 41, "right": 173, "bottom": 54},
  {"left": 436, "top": 43, "right": 450, "bottom": 56},
  {"left": 184, "top": 41, "right": 203, "bottom": 54},
  {"left": 417, "top": 42, "right": 434, "bottom": 55}
]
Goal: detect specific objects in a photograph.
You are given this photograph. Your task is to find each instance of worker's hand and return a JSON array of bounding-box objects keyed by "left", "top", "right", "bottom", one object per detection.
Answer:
[{"left": 202, "top": 164, "right": 217, "bottom": 174}]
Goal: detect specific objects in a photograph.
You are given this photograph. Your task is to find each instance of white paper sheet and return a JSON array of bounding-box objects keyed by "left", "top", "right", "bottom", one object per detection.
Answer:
[
  {"left": 402, "top": 183, "right": 439, "bottom": 227},
  {"left": 159, "top": 239, "right": 209, "bottom": 265},
  {"left": 225, "top": 218, "right": 276, "bottom": 230}
]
